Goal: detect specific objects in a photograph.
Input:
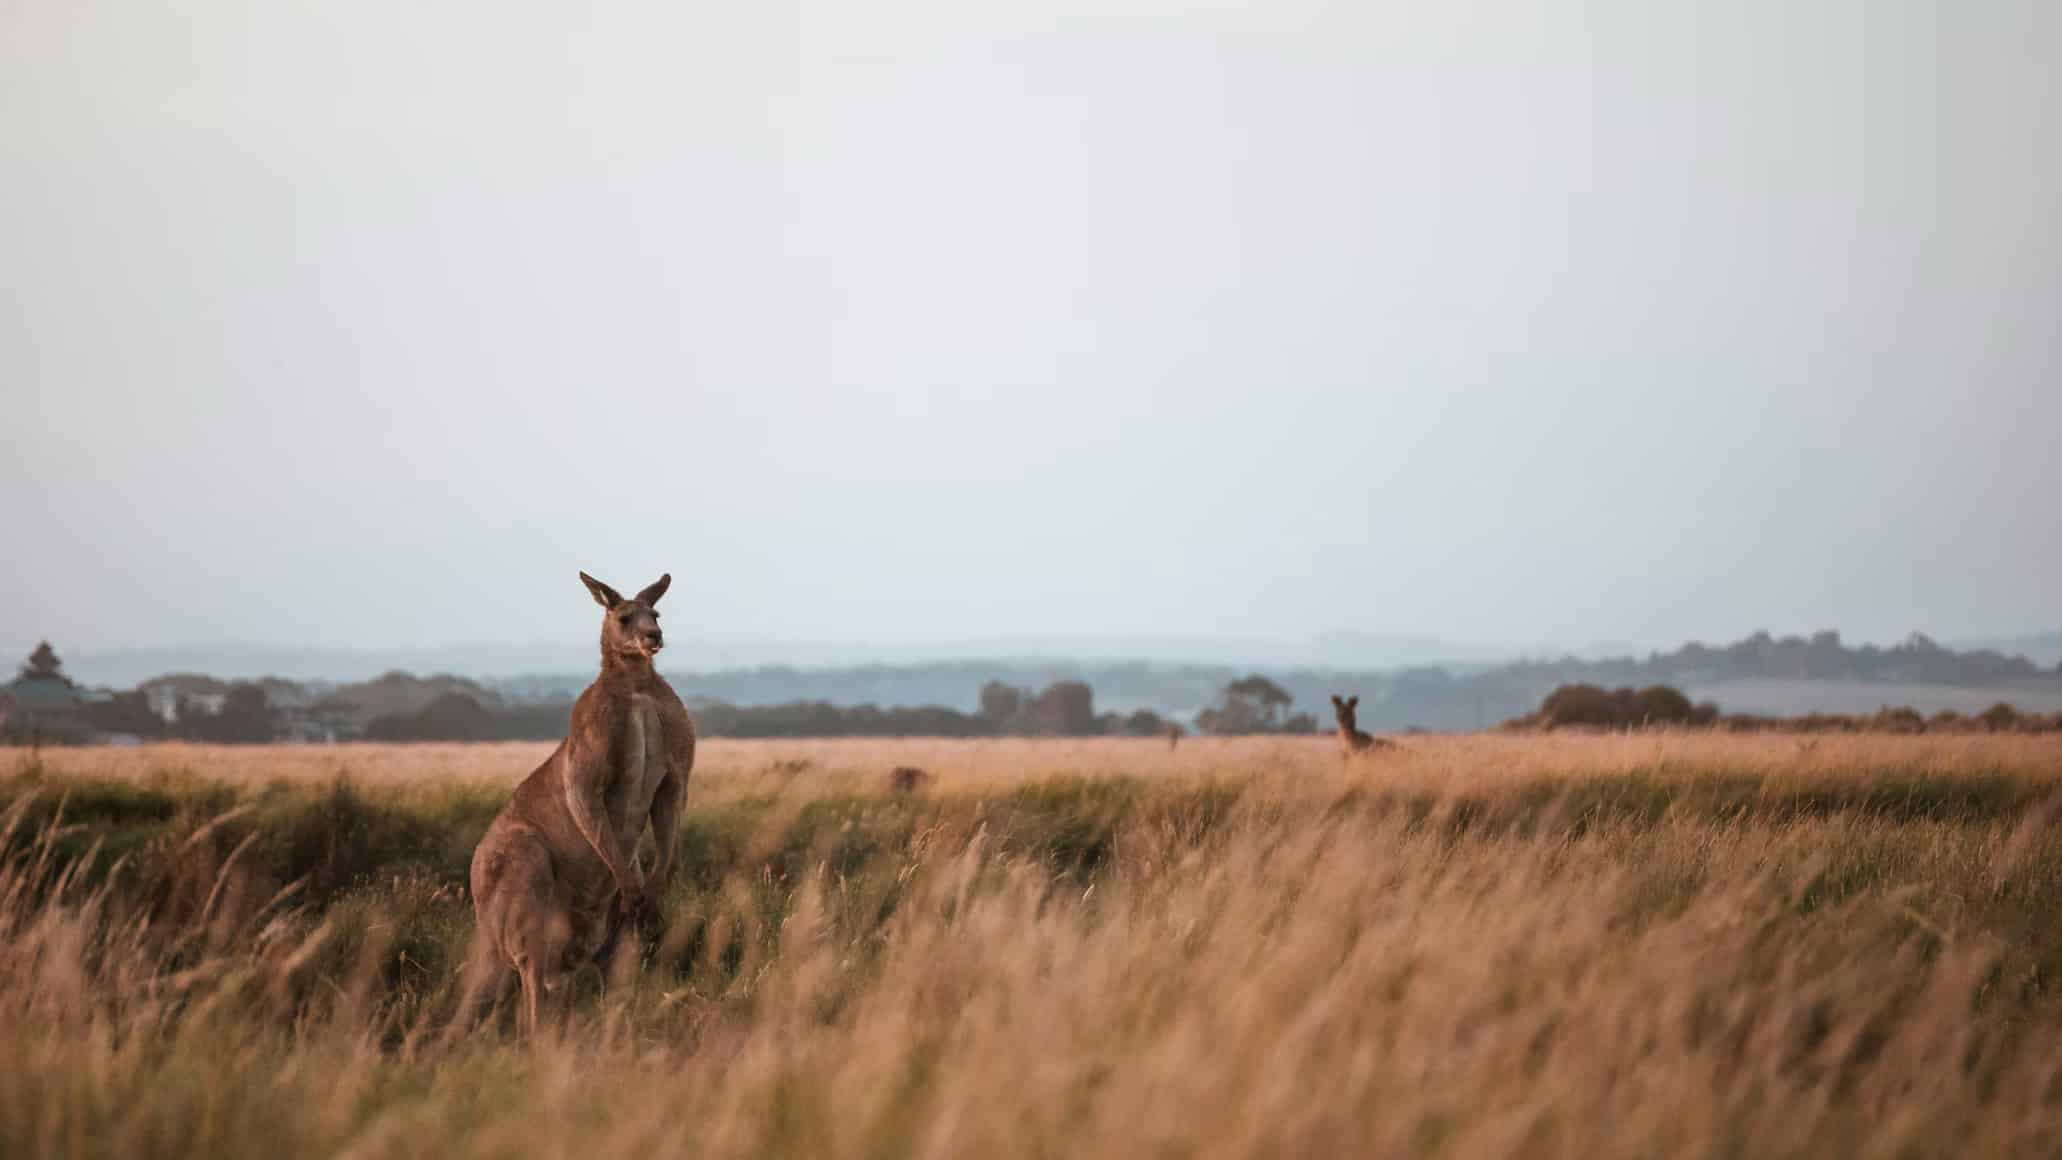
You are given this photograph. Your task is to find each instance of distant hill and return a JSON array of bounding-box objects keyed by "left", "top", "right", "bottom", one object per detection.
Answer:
[{"left": 315, "top": 671, "right": 504, "bottom": 728}]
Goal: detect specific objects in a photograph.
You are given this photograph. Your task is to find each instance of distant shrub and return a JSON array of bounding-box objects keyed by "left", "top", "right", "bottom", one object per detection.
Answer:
[
  {"left": 1537, "top": 684, "right": 1624, "bottom": 728},
  {"left": 1534, "top": 683, "right": 1699, "bottom": 729},
  {"left": 1868, "top": 706, "right": 1927, "bottom": 734},
  {"left": 1119, "top": 709, "right": 1175, "bottom": 737},
  {"left": 1981, "top": 702, "right": 2023, "bottom": 732},
  {"left": 1630, "top": 685, "right": 1695, "bottom": 725},
  {"left": 1196, "top": 675, "right": 1308, "bottom": 736}
]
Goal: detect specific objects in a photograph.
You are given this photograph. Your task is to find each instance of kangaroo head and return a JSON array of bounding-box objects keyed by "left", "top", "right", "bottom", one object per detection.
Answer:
[
  {"left": 1330, "top": 694, "right": 1360, "bottom": 730},
  {"left": 579, "top": 571, "right": 671, "bottom": 663}
]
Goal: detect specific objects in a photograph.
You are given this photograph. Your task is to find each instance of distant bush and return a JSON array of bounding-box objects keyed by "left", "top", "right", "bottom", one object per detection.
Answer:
[
  {"left": 1196, "top": 675, "right": 1315, "bottom": 735},
  {"left": 1869, "top": 706, "right": 1927, "bottom": 734},
  {"left": 1537, "top": 684, "right": 1623, "bottom": 728},
  {"left": 1118, "top": 709, "right": 1180, "bottom": 737},
  {"left": 1631, "top": 685, "right": 1695, "bottom": 724},
  {"left": 1981, "top": 702, "right": 2023, "bottom": 732},
  {"left": 1532, "top": 683, "right": 1700, "bottom": 729}
]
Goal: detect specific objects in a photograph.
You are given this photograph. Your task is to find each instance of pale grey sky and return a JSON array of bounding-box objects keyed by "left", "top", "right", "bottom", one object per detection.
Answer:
[{"left": 4, "top": 1, "right": 2058, "bottom": 660}]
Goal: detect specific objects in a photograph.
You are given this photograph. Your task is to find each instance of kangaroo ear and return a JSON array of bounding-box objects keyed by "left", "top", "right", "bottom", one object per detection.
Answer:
[
  {"left": 579, "top": 571, "right": 625, "bottom": 609},
  {"left": 1348, "top": 695, "right": 1360, "bottom": 710},
  {"left": 636, "top": 573, "right": 672, "bottom": 606},
  {"left": 1330, "top": 695, "right": 1344, "bottom": 709}
]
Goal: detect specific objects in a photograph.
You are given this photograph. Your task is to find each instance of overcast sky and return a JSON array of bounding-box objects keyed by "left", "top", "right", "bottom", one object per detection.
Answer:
[{"left": 4, "top": 0, "right": 2057, "bottom": 662}]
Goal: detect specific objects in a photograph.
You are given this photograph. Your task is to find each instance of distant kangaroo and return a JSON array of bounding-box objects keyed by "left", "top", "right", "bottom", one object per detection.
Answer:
[
  {"left": 1331, "top": 694, "right": 1395, "bottom": 757},
  {"left": 468, "top": 571, "right": 695, "bottom": 1034}
]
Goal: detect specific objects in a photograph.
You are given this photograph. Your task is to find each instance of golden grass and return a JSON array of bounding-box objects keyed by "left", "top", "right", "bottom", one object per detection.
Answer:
[
  {"left": 3, "top": 733, "right": 2061, "bottom": 1157},
  {"left": 27, "top": 730, "right": 2062, "bottom": 798}
]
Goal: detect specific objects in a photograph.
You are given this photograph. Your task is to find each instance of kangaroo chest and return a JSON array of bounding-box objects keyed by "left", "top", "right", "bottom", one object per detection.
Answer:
[{"left": 616, "top": 694, "right": 669, "bottom": 819}]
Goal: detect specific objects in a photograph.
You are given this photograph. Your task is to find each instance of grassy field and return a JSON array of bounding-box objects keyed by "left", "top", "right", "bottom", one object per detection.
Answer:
[{"left": 4, "top": 733, "right": 2062, "bottom": 1157}]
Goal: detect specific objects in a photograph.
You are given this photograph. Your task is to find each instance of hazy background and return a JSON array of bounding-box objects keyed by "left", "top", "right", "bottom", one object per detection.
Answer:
[{"left": 5, "top": 0, "right": 2058, "bottom": 670}]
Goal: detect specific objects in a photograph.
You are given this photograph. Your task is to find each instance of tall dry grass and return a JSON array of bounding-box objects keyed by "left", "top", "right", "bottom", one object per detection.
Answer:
[
  {"left": 25, "top": 730, "right": 2062, "bottom": 796},
  {"left": 3, "top": 735, "right": 2062, "bottom": 1157}
]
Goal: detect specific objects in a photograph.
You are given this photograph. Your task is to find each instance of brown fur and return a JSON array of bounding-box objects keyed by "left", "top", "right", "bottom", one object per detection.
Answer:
[
  {"left": 1331, "top": 694, "right": 1396, "bottom": 758},
  {"left": 888, "top": 766, "right": 929, "bottom": 794},
  {"left": 467, "top": 571, "right": 695, "bottom": 1034}
]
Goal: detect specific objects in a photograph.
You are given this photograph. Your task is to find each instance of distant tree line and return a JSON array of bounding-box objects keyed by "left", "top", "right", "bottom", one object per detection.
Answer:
[
  {"left": 1713, "top": 702, "right": 2062, "bottom": 735},
  {"left": 65, "top": 685, "right": 298, "bottom": 743},
  {"left": 12, "top": 626, "right": 2062, "bottom": 746},
  {"left": 693, "top": 680, "right": 1186, "bottom": 739},
  {"left": 1507, "top": 630, "right": 2056, "bottom": 690},
  {"left": 355, "top": 673, "right": 1407, "bottom": 741},
  {"left": 362, "top": 694, "right": 574, "bottom": 742},
  {"left": 359, "top": 679, "right": 1190, "bottom": 742},
  {"left": 1511, "top": 683, "right": 2062, "bottom": 734}
]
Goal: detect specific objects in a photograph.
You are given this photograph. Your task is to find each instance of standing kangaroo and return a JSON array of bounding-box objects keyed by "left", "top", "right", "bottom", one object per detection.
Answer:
[
  {"left": 468, "top": 571, "right": 695, "bottom": 1034},
  {"left": 1331, "top": 694, "right": 1394, "bottom": 758}
]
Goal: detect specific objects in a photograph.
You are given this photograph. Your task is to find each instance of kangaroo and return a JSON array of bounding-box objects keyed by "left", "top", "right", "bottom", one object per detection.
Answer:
[
  {"left": 1331, "top": 694, "right": 1394, "bottom": 758},
  {"left": 468, "top": 571, "right": 695, "bottom": 1034}
]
